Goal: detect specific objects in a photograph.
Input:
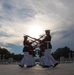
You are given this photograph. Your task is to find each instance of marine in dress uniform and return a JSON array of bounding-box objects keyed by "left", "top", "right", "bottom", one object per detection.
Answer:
[
  {"left": 19, "top": 35, "right": 35, "bottom": 68},
  {"left": 39, "top": 30, "right": 58, "bottom": 68}
]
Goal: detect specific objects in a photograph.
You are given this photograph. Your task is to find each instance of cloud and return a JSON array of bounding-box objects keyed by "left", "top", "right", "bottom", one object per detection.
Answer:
[{"left": 0, "top": 0, "right": 74, "bottom": 53}]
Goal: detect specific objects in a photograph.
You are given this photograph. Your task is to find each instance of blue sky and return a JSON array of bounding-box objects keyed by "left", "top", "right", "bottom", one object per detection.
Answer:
[{"left": 0, "top": 0, "right": 74, "bottom": 54}]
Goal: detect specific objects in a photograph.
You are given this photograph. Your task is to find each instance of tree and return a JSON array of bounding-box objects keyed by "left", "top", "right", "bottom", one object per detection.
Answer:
[
  {"left": 0, "top": 47, "right": 11, "bottom": 60},
  {"left": 52, "top": 46, "right": 73, "bottom": 60}
]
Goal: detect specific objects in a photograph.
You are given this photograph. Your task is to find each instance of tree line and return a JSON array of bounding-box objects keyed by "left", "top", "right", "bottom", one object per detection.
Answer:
[
  {"left": 0, "top": 46, "right": 74, "bottom": 61},
  {"left": 52, "top": 46, "right": 74, "bottom": 60},
  {"left": 0, "top": 47, "right": 23, "bottom": 61}
]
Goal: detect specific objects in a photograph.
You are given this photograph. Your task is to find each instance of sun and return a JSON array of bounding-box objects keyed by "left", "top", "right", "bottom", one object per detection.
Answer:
[{"left": 28, "top": 25, "right": 43, "bottom": 38}]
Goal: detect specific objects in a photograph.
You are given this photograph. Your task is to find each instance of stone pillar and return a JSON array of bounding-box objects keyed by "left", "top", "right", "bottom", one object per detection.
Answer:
[
  {"left": 69, "top": 53, "right": 71, "bottom": 58},
  {"left": 0, "top": 54, "right": 1, "bottom": 60},
  {"left": 68, "top": 53, "right": 72, "bottom": 62},
  {"left": 8, "top": 58, "right": 13, "bottom": 64},
  {"left": 60, "top": 56, "right": 65, "bottom": 63},
  {"left": 0, "top": 54, "right": 1, "bottom": 62},
  {"left": 72, "top": 53, "right": 74, "bottom": 62},
  {"left": 3, "top": 55, "right": 5, "bottom": 62}
]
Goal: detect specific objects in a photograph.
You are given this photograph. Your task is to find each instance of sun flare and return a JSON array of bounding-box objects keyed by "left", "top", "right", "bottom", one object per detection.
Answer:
[{"left": 28, "top": 25, "right": 43, "bottom": 38}]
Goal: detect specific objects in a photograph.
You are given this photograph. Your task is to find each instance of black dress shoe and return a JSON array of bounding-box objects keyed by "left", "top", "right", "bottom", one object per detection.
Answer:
[
  {"left": 53, "top": 63, "right": 59, "bottom": 68},
  {"left": 27, "top": 65, "right": 33, "bottom": 68},
  {"left": 49, "top": 65, "right": 53, "bottom": 67},
  {"left": 19, "top": 64, "right": 24, "bottom": 68},
  {"left": 42, "top": 65, "right": 49, "bottom": 68}
]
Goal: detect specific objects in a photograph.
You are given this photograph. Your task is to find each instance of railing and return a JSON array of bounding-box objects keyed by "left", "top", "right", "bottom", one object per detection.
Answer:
[
  {"left": 59, "top": 53, "right": 74, "bottom": 63},
  {"left": 0, "top": 55, "right": 20, "bottom": 64}
]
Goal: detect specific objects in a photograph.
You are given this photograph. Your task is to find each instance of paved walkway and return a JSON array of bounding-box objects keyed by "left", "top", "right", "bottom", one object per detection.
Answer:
[{"left": 0, "top": 63, "right": 74, "bottom": 75}]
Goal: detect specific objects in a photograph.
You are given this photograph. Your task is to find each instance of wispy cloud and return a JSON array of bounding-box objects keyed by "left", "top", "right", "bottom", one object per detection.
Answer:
[{"left": 0, "top": 0, "right": 74, "bottom": 53}]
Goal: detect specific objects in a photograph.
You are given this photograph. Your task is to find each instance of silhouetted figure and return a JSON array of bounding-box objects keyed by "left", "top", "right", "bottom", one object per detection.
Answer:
[
  {"left": 19, "top": 35, "right": 35, "bottom": 68},
  {"left": 39, "top": 30, "right": 58, "bottom": 68}
]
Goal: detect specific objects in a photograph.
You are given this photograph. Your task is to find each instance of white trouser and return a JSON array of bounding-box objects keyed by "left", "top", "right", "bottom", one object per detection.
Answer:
[
  {"left": 44, "top": 49, "right": 57, "bottom": 66},
  {"left": 29, "top": 55, "right": 35, "bottom": 66},
  {"left": 39, "top": 56, "right": 45, "bottom": 66},
  {"left": 20, "top": 52, "right": 32, "bottom": 66}
]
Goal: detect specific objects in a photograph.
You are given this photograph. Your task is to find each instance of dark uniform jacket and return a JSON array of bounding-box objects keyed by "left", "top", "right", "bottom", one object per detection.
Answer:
[
  {"left": 40, "top": 34, "right": 52, "bottom": 50},
  {"left": 23, "top": 40, "right": 33, "bottom": 52}
]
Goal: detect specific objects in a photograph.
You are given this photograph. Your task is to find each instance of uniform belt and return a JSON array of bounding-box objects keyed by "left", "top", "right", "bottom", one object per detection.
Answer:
[{"left": 45, "top": 41, "right": 50, "bottom": 43}]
